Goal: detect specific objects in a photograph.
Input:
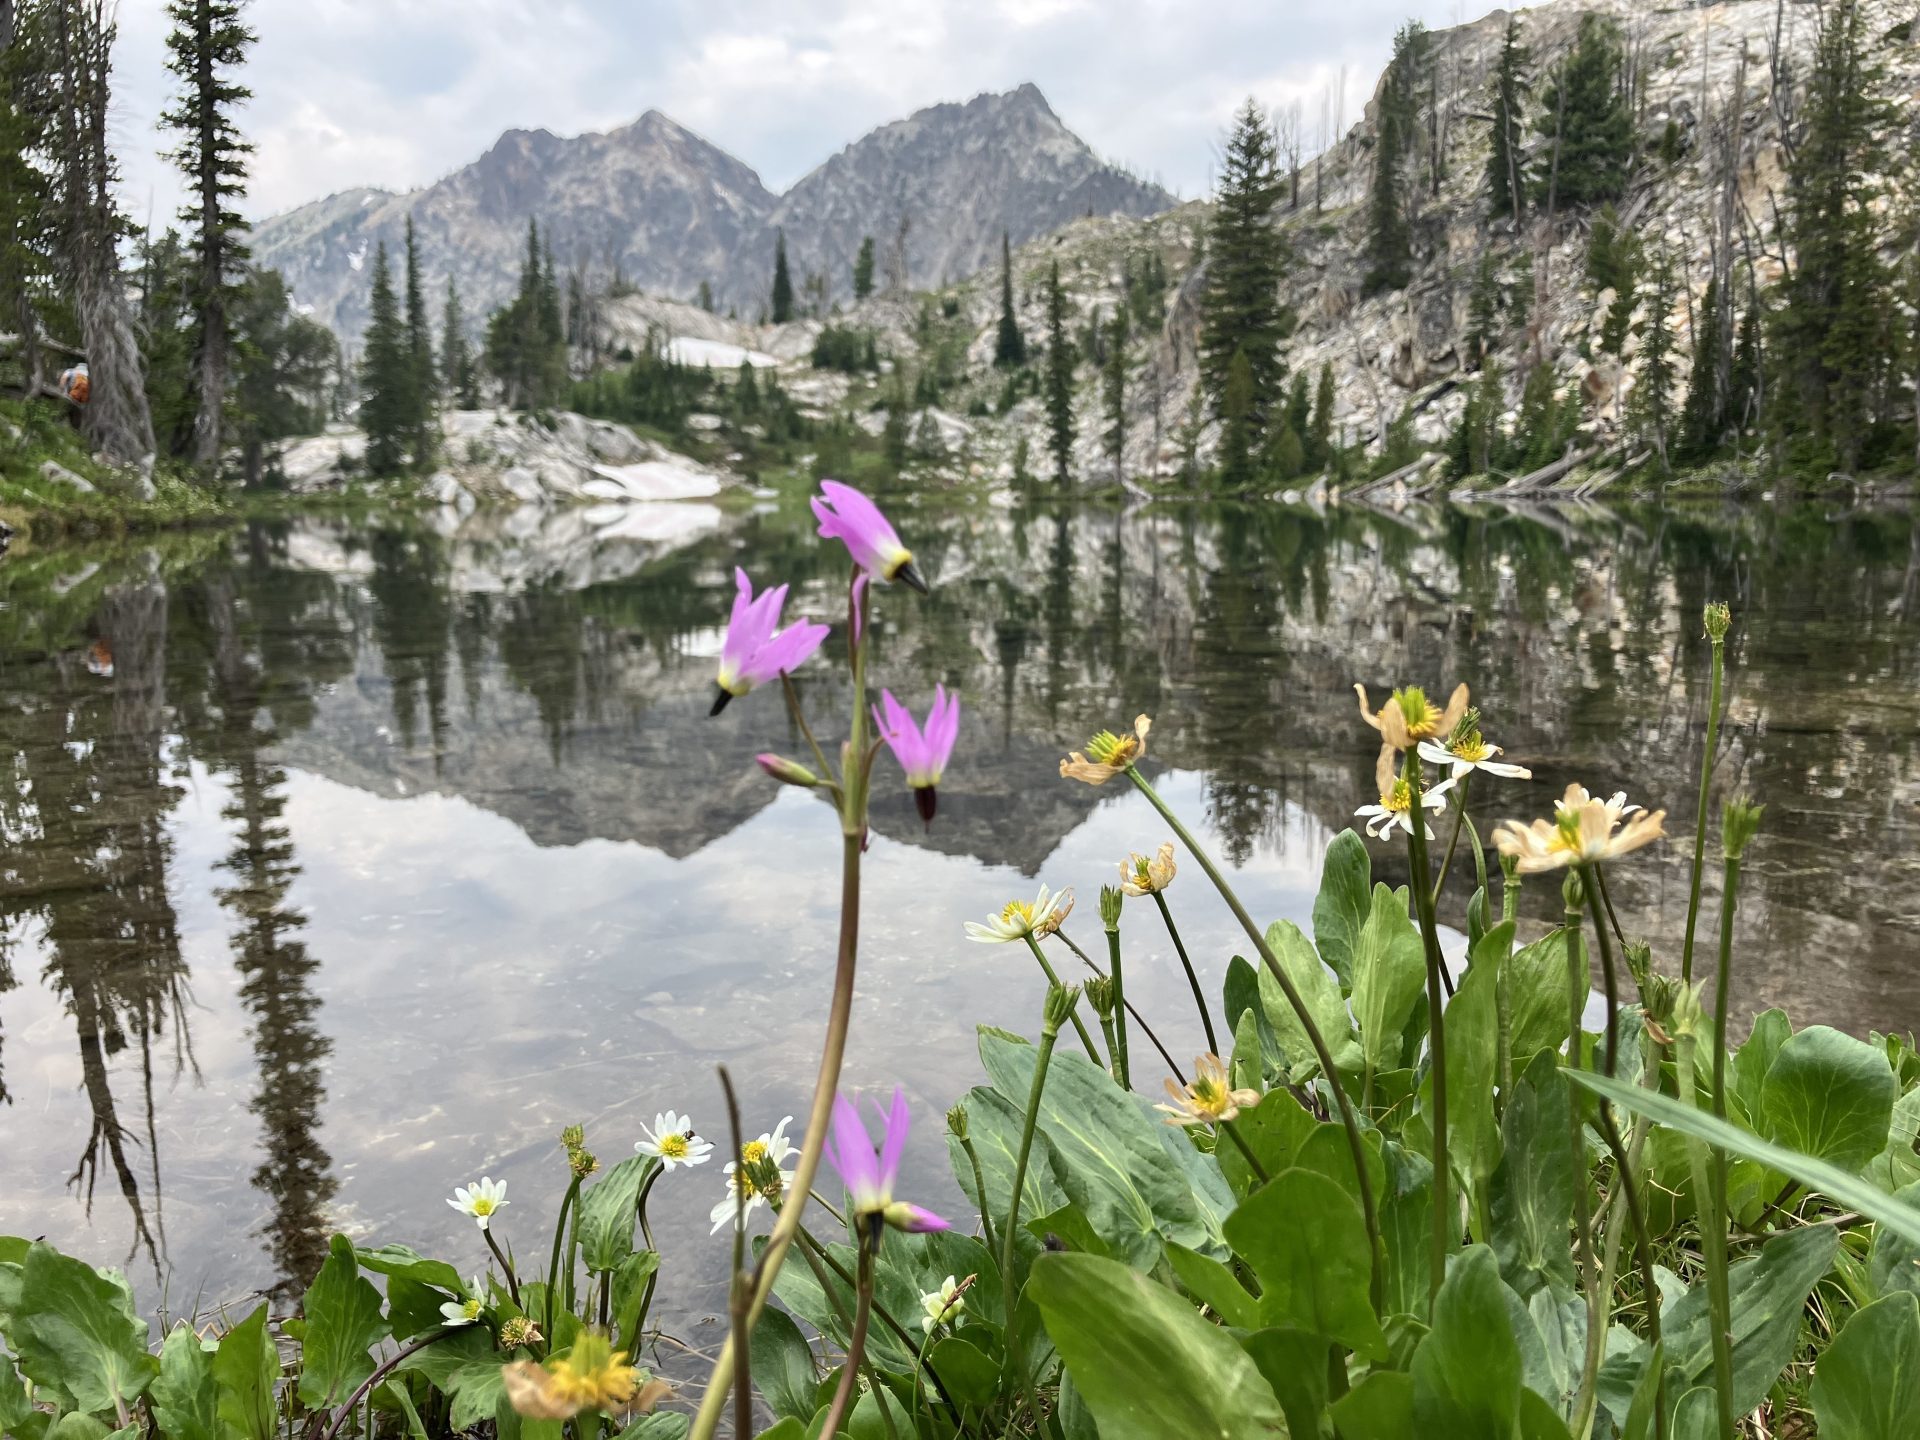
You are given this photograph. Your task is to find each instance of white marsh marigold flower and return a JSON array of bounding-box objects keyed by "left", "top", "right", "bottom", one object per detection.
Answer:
[
  {"left": 1060, "top": 715, "right": 1151, "bottom": 785},
  {"left": 447, "top": 1177, "right": 510, "bottom": 1231},
  {"left": 1120, "top": 841, "right": 1177, "bottom": 896},
  {"left": 634, "top": 1111, "right": 715, "bottom": 1170},
  {"left": 1493, "top": 783, "right": 1667, "bottom": 873},
  {"left": 1156, "top": 1053, "right": 1261, "bottom": 1128},
  {"left": 965, "top": 884, "right": 1074, "bottom": 944}
]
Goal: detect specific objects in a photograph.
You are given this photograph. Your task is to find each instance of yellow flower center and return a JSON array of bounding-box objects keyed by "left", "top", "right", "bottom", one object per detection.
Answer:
[
  {"left": 658, "top": 1133, "right": 689, "bottom": 1160},
  {"left": 471, "top": 1196, "right": 499, "bottom": 1217},
  {"left": 732, "top": 1140, "right": 770, "bottom": 1196},
  {"left": 1084, "top": 730, "right": 1139, "bottom": 767},
  {"left": 1189, "top": 1077, "right": 1230, "bottom": 1118},
  {"left": 546, "top": 1345, "right": 638, "bottom": 1411},
  {"left": 1382, "top": 779, "right": 1413, "bottom": 814},
  {"left": 1393, "top": 687, "right": 1442, "bottom": 738},
  {"left": 1450, "top": 733, "right": 1490, "bottom": 763},
  {"left": 1000, "top": 900, "right": 1036, "bottom": 929},
  {"left": 461, "top": 1297, "right": 484, "bottom": 1322}
]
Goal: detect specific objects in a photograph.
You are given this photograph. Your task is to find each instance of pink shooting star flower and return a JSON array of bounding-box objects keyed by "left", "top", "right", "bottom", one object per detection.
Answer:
[
  {"left": 824, "top": 1087, "right": 950, "bottom": 1243},
  {"left": 872, "top": 686, "right": 960, "bottom": 826},
  {"left": 812, "top": 481, "right": 928, "bottom": 594},
  {"left": 711, "top": 569, "right": 830, "bottom": 716}
]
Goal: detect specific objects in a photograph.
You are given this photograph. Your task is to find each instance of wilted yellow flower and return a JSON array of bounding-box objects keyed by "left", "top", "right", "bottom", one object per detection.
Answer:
[
  {"left": 1355, "top": 682, "right": 1469, "bottom": 753},
  {"left": 496, "top": 1316, "right": 542, "bottom": 1350},
  {"left": 1120, "top": 841, "right": 1178, "bottom": 896},
  {"left": 1061, "top": 715, "right": 1152, "bottom": 785},
  {"left": 966, "top": 884, "right": 1073, "bottom": 943},
  {"left": 502, "top": 1333, "right": 665, "bottom": 1419},
  {"left": 1155, "top": 1053, "right": 1261, "bottom": 1128},
  {"left": 1492, "top": 783, "right": 1667, "bottom": 874}
]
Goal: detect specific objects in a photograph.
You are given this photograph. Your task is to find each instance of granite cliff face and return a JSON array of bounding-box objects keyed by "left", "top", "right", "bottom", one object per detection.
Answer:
[{"left": 251, "top": 86, "right": 1174, "bottom": 337}]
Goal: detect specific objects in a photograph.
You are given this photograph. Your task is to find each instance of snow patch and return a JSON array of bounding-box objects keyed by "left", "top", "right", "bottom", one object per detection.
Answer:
[
  {"left": 665, "top": 336, "right": 778, "bottom": 369},
  {"left": 583, "top": 459, "right": 722, "bottom": 502}
]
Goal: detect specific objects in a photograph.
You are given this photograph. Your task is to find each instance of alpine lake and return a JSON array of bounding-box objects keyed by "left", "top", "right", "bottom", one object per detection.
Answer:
[{"left": 3, "top": 490, "right": 1918, "bottom": 1361}]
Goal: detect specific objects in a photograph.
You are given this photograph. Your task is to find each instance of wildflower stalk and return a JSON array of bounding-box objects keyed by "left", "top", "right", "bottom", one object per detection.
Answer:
[
  {"left": 1430, "top": 775, "right": 1472, "bottom": 905},
  {"left": 1005, "top": 986, "right": 1073, "bottom": 1436},
  {"left": 718, "top": 1066, "right": 753, "bottom": 1440},
  {"left": 1676, "top": 1019, "right": 1737, "bottom": 1440},
  {"left": 781, "top": 672, "right": 841, "bottom": 800},
  {"left": 1596, "top": 1025, "right": 1670, "bottom": 1440},
  {"left": 818, "top": 1237, "right": 876, "bottom": 1439},
  {"left": 1057, "top": 926, "right": 1175, "bottom": 1082},
  {"left": 690, "top": 575, "right": 873, "bottom": 1440},
  {"left": 1403, "top": 749, "right": 1452, "bottom": 1309},
  {"left": 955, "top": 1138, "right": 996, "bottom": 1257},
  {"left": 543, "top": 1178, "right": 580, "bottom": 1341},
  {"left": 1125, "top": 767, "right": 1382, "bottom": 1304},
  {"left": 318, "top": 1328, "right": 453, "bottom": 1440},
  {"left": 1022, "top": 934, "right": 1102, "bottom": 1063},
  {"left": 483, "top": 1228, "right": 521, "bottom": 1307},
  {"left": 1151, "top": 890, "right": 1217, "bottom": 1054},
  {"left": 1497, "top": 854, "right": 1520, "bottom": 1105},
  {"left": 1680, "top": 604, "right": 1730, "bottom": 984},
  {"left": 1101, "top": 890, "right": 1132, "bottom": 1089},
  {"left": 1565, "top": 878, "right": 1605, "bottom": 1440}
]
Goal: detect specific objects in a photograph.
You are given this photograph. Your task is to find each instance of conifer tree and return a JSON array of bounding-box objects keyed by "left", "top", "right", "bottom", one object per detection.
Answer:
[
  {"left": 1200, "top": 99, "right": 1289, "bottom": 435},
  {"left": 852, "top": 235, "right": 875, "bottom": 301},
  {"left": 161, "top": 0, "right": 254, "bottom": 473},
  {"left": 231, "top": 268, "right": 336, "bottom": 488},
  {"left": 1308, "top": 362, "right": 1336, "bottom": 468},
  {"left": 770, "top": 228, "right": 793, "bottom": 323},
  {"left": 1727, "top": 296, "right": 1762, "bottom": 438},
  {"left": 1283, "top": 372, "right": 1311, "bottom": 444},
  {"left": 1218, "top": 349, "right": 1256, "bottom": 488},
  {"left": 1100, "top": 306, "right": 1127, "bottom": 483},
  {"left": 1771, "top": 0, "right": 1894, "bottom": 472},
  {"left": 1632, "top": 248, "right": 1678, "bottom": 469},
  {"left": 0, "top": 6, "right": 51, "bottom": 392},
  {"left": 994, "top": 230, "right": 1026, "bottom": 367},
  {"left": 402, "top": 216, "right": 435, "bottom": 469},
  {"left": 1678, "top": 274, "right": 1726, "bottom": 460},
  {"left": 1486, "top": 17, "right": 1529, "bottom": 221},
  {"left": 440, "top": 277, "right": 476, "bottom": 410},
  {"left": 1043, "top": 257, "right": 1075, "bottom": 486},
  {"left": 1366, "top": 22, "right": 1425, "bottom": 294},
  {"left": 359, "top": 242, "right": 410, "bottom": 478},
  {"left": 1467, "top": 249, "right": 1504, "bottom": 366},
  {"left": 1534, "top": 15, "right": 1632, "bottom": 210},
  {"left": 696, "top": 279, "right": 713, "bottom": 312}
]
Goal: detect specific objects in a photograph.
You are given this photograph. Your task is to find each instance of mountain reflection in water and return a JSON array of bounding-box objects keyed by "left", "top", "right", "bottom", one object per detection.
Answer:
[{"left": 1, "top": 495, "right": 1916, "bottom": 1336}]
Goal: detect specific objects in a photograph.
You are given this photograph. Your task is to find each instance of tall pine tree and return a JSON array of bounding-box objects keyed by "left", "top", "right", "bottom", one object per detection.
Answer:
[
  {"left": 1043, "top": 257, "right": 1075, "bottom": 486},
  {"left": 1486, "top": 18, "right": 1529, "bottom": 221},
  {"left": 770, "top": 228, "right": 793, "bottom": 323},
  {"left": 852, "top": 235, "right": 875, "bottom": 300},
  {"left": 359, "top": 242, "right": 409, "bottom": 478},
  {"left": 402, "top": 215, "right": 435, "bottom": 470},
  {"left": 994, "top": 230, "right": 1026, "bottom": 367},
  {"left": 440, "top": 277, "right": 476, "bottom": 409},
  {"left": 1534, "top": 15, "right": 1632, "bottom": 210},
  {"left": 1101, "top": 305, "right": 1127, "bottom": 483},
  {"left": 1366, "top": 22, "right": 1426, "bottom": 294},
  {"left": 160, "top": 0, "right": 253, "bottom": 473},
  {"left": 1199, "top": 99, "right": 1288, "bottom": 437}
]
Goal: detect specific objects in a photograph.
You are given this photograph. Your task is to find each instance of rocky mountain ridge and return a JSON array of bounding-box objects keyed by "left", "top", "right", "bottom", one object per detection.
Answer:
[{"left": 251, "top": 85, "right": 1173, "bottom": 339}]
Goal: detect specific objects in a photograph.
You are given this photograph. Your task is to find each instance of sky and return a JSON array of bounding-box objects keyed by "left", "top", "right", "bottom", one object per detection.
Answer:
[{"left": 107, "top": 0, "right": 1474, "bottom": 226}]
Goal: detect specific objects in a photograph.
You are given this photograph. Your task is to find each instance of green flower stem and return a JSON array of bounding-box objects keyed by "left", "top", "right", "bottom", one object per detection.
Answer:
[
  {"left": 1005, "top": 1014, "right": 1064, "bottom": 1438},
  {"left": 781, "top": 672, "right": 842, "bottom": 799},
  {"left": 1680, "top": 632, "right": 1727, "bottom": 984},
  {"left": 1430, "top": 774, "right": 1472, "bottom": 906},
  {"left": 1565, "top": 892, "right": 1604, "bottom": 1440},
  {"left": 1701, "top": 847, "right": 1747, "bottom": 1440},
  {"left": 1465, "top": 808, "right": 1489, "bottom": 897},
  {"left": 1579, "top": 867, "right": 1622, "bottom": 1079},
  {"left": 1057, "top": 927, "right": 1178, "bottom": 1082},
  {"left": 1022, "top": 934, "right": 1102, "bottom": 1063},
  {"left": 1404, "top": 750, "right": 1452, "bottom": 1310},
  {"left": 1497, "top": 860, "right": 1520, "bottom": 1110},
  {"left": 483, "top": 1227, "right": 520, "bottom": 1307},
  {"left": 690, "top": 581, "right": 872, "bottom": 1440},
  {"left": 1676, "top": 1028, "right": 1738, "bottom": 1440},
  {"left": 1105, "top": 926, "right": 1133, "bottom": 1090},
  {"left": 1097, "top": 1009, "right": 1122, "bottom": 1076},
  {"left": 1125, "top": 766, "right": 1383, "bottom": 1307},
  {"left": 957, "top": 1131, "right": 998, "bottom": 1257},
  {"left": 318, "top": 1327, "right": 453, "bottom": 1440},
  {"left": 1597, "top": 1028, "right": 1670, "bottom": 1440},
  {"left": 543, "top": 1176, "right": 580, "bottom": 1340},
  {"left": 818, "top": 1237, "right": 876, "bottom": 1439},
  {"left": 1150, "top": 889, "right": 1218, "bottom": 1054}
]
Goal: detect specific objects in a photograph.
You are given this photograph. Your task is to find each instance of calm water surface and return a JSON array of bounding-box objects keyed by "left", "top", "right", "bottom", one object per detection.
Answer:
[{"left": 3, "top": 493, "right": 1918, "bottom": 1357}]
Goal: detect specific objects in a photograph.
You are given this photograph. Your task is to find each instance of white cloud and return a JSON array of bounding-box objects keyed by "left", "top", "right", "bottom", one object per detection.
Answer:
[{"left": 107, "top": 0, "right": 1472, "bottom": 226}]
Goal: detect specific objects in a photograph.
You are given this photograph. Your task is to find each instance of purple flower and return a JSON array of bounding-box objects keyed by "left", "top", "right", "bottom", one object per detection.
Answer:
[
  {"left": 712, "top": 569, "right": 830, "bottom": 715},
  {"left": 872, "top": 686, "right": 960, "bottom": 826},
  {"left": 812, "top": 481, "right": 927, "bottom": 593},
  {"left": 824, "top": 1087, "right": 949, "bottom": 1239}
]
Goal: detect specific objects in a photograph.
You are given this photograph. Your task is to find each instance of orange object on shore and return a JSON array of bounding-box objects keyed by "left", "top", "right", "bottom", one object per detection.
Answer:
[
  {"left": 85, "top": 638, "right": 113, "bottom": 677},
  {"left": 59, "top": 364, "right": 89, "bottom": 405}
]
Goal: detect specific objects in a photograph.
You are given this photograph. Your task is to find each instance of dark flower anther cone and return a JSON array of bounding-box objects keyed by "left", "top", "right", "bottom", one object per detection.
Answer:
[
  {"left": 895, "top": 560, "right": 929, "bottom": 595},
  {"left": 709, "top": 685, "right": 733, "bottom": 717},
  {"left": 915, "top": 786, "right": 938, "bottom": 828}
]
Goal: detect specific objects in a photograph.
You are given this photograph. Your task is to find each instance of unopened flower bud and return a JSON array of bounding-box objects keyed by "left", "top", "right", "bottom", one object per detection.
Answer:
[
  {"left": 1670, "top": 979, "right": 1707, "bottom": 1041},
  {"left": 1084, "top": 975, "right": 1117, "bottom": 1019},
  {"left": 755, "top": 753, "right": 820, "bottom": 788},
  {"left": 1499, "top": 852, "right": 1520, "bottom": 885},
  {"left": 1099, "top": 884, "right": 1123, "bottom": 933},
  {"left": 945, "top": 1104, "right": 969, "bottom": 1141},
  {"left": 1042, "top": 983, "right": 1081, "bottom": 1037},
  {"left": 1561, "top": 869, "right": 1586, "bottom": 913},
  {"left": 1722, "top": 796, "right": 1763, "bottom": 862},
  {"left": 1703, "top": 602, "right": 1731, "bottom": 643},
  {"left": 1623, "top": 939, "right": 1653, "bottom": 992},
  {"left": 559, "top": 1124, "right": 584, "bottom": 1150},
  {"left": 498, "top": 1316, "right": 543, "bottom": 1350}
]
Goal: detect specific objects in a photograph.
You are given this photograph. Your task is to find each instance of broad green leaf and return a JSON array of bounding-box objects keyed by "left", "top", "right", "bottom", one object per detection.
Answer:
[
  {"left": 610, "top": 1250, "right": 661, "bottom": 1353},
  {"left": 1330, "top": 1370, "right": 1413, "bottom": 1439},
  {"left": 1670, "top": 1387, "right": 1719, "bottom": 1440},
  {"left": 1378, "top": 1143, "right": 1434, "bottom": 1318},
  {"left": 1811, "top": 1292, "right": 1920, "bottom": 1440},
  {"left": 752, "top": 1421, "right": 806, "bottom": 1440},
  {"left": 748, "top": 1308, "right": 817, "bottom": 1424},
  {"left": 151, "top": 1326, "right": 218, "bottom": 1440},
  {"left": 981, "top": 1031, "right": 1204, "bottom": 1269},
  {"left": 0, "top": 1353, "right": 33, "bottom": 1436},
  {"left": 1350, "top": 884, "right": 1425, "bottom": 1073},
  {"left": 1027, "top": 1252, "right": 1286, "bottom": 1439},
  {"left": 1660, "top": 1223, "right": 1840, "bottom": 1414},
  {"left": 1507, "top": 930, "right": 1578, "bottom": 1071},
  {"left": 1166, "top": 1243, "right": 1260, "bottom": 1330},
  {"left": 1761, "top": 1024, "right": 1897, "bottom": 1174},
  {"left": 1258, "top": 920, "right": 1362, "bottom": 1082},
  {"left": 1510, "top": 1285, "right": 1584, "bottom": 1421},
  {"left": 1872, "top": 1182, "right": 1920, "bottom": 1301},
  {"left": 1412, "top": 1246, "right": 1522, "bottom": 1435},
  {"left": 1225, "top": 1169, "right": 1386, "bottom": 1359},
  {"left": 297, "top": 1234, "right": 390, "bottom": 1410},
  {"left": 1866, "top": 1086, "right": 1920, "bottom": 1192},
  {"left": 946, "top": 1084, "right": 1068, "bottom": 1272},
  {"left": 446, "top": 1358, "right": 507, "bottom": 1431},
  {"left": 1620, "top": 1339, "right": 1666, "bottom": 1440},
  {"left": 1732, "top": 1009, "right": 1791, "bottom": 1126},
  {"left": 384, "top": 1273, "right": 450, "bottom": 1342},
  {"left": 927, "top": 1336, "right": 999, "bottom": 1408},
  {"left": 578, "top": 1157, "right": 656, "bottom": 1273},
  {"left": 1567, "top": 1070, "right": 1920, "bottom": 1248},
  {"left": 8, "top": 1242, "right": 155, "bottom": 1416},
  {"left": 1240, "top": 1327, "right": 1331, "bottom": 1438},
  {"left": 353, "top": 1245, "right": 466, "bottom": 1297},
  {"left": 44, "top": 1416, "right": 111, "bottom": 1440},
  {"left": 1215, "top": 1090, "right": 1318, "bottom": 1197},
  {"left": 844, "top": 1385, "right": 911, "bottom": 1440},
  {"left": 392, "top": 1323, "right": 495, "bottom": 1390},
  {"left": 1311, "top": 828, "right": 1372, "bottom": 989},
  {"left": 377, "top": 1380, "right": 430, "bottom": 1440},
  {"left": 1057, "top": 1372, "right": 1098, "bottom": 1440},
  {"left": 614, "top": 1416, "right": 688, "bottom": 1440},
  {"left": 1492, "top": 1053, "right": 1578, "bottom": 1300},
  {"left": 1519, "top": 1387, "right": 1575, "bottom": 1440},
  {"left": 1148, "top": 1108, "right": 1235, "bottom": 1254},
  {"left": 211, "top": 1304, "right": 278, "bottom": 1440},
  {"left": 1224, "top": 954, "right": 1263, "bottom": 1036},
  {"left": 1028, "top": 1201, "right": 1116, "bottom": 1257},
  {"left": 1421, "top": 923, "right": 1509, "bottom": 1191}
]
